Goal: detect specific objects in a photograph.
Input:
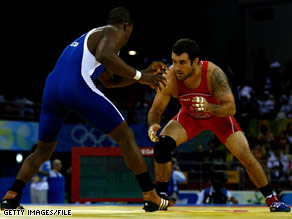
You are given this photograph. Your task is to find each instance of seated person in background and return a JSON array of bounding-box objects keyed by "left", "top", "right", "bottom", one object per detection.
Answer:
[
  {"left": 168, "top": 158, "right": 186, "bottom": 201},
  {"left": 196, "top": 170, "right": 238, "bottom": 204},
  {"left": 49, "top": 159, "right": 63, "bottom": 178}
]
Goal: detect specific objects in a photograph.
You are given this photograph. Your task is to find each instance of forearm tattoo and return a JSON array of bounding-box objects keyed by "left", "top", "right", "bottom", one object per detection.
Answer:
[{"left": 211, "top": 68, "right": 231, "bottom": 98}]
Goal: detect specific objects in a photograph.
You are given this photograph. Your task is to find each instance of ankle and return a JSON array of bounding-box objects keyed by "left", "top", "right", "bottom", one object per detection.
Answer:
[
  {"left": 3, "top": 191, "right": 18, "bottom": 200},
  {"left": 9, "top": 179, "right": 26, "bottom": 195}
]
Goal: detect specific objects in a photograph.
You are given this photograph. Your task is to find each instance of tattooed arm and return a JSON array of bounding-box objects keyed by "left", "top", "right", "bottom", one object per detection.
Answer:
[{"left": 205, "top": 67, "right": 236, "bottom": 116}]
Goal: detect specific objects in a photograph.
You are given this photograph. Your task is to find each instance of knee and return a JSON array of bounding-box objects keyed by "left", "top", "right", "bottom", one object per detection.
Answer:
[
  {"left": 34, "top": 143, "right": 55, "bottom": 162},
  {"left": 109, "top": 121, "right": 135, "bottom": 145},
  {"left": 154, "top": 135, "right": 176, "bottom": 163},
  {"left": 116, "top": 127, "right": 134, "bottom": 146}
]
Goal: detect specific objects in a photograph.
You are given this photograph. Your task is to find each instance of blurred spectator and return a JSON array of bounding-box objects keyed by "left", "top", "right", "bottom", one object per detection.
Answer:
[
  {"left": 50, "top": 159, "right": 63, "bottom": 178},
  {"left": 196, "top": 170, "right": 238, "bottom": 204},
  {"left": 203, "top": 138, "right": 226, "bottom": 163},
  {"left": 285, "top": 123, "right": 292, "bottom": 147},
  {"left": 278, "top": 130, "right": 292, "bottom": 155},
  {"left": 258, "top": 91, "right": 275, "bottom": 119},
  {"left": 267, "top": 146, "right": 289, "bottom": 182},
  {"left": 267, "top": 61, "right": 282, "bottom": 96},
  {"left": 236, "top": 94, "right": 252, "bottom": 132},
  {"left": 168, "top": 158, "right": 186, "bottom": 201},
  {"left": 257, "top": 124, "right": 275, "bottom": 144},
  {"left": 276, "top": 94, "right": 292, "bottom": 120},
  {"left": 288, "top": 92, "right": 292, "bottom": 107},
  {"left": 14, "top": 96, "right": 34, "bottom": 117}
]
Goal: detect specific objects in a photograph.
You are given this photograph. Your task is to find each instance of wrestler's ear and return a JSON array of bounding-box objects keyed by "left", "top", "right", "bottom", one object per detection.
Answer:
[
  {"left": 193, "top": 58, "right": 199, "bottom": 65},
  {"left": 123, "top": 23, "right": 127, "bottom": 31}
]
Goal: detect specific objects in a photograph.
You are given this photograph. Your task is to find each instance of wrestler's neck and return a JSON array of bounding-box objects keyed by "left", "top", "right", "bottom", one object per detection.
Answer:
[{"left": 183, "top": 63, "right": 202, "bottom": 89}]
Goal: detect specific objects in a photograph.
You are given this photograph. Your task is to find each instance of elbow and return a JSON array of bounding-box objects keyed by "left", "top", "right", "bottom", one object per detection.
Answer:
[
  {"left": 100, "top": 79, "right": 114, "bottom": 88},
  {"left": 96, "top": 49, "right": 115, "bottom": 66},
  {"left": 102, "top": 83, "right": 112, "bottom": 88}
]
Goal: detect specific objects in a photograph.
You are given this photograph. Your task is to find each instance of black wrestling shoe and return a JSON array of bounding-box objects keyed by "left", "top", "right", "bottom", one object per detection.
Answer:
[
  {"left": 1, "top": 192, "right": 24, "bottom": 210},
  {"left": 158, "top": 192, "right": 176, "bottom": 211},
  {"left": 142, "top": 189, "right": 175, "bottom": 212}
]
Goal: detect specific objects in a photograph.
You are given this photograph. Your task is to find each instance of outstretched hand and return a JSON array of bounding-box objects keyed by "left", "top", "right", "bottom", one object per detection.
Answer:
[
  {"left": 139, "top": 61, "right": 169, "bottom": 91},
  {"left": 143, "top": 61, "right": 169, "bottom": 75}
]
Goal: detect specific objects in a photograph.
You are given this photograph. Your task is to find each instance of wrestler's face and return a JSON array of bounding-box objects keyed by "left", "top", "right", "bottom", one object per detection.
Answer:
[{"left": 172, "top": 52, "right": 194, "bottom": 81}]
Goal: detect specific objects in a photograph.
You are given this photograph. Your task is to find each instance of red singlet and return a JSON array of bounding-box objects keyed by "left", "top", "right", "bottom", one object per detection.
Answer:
[{"left": 172, "top": 61, "right": 241, "bottom": 143}]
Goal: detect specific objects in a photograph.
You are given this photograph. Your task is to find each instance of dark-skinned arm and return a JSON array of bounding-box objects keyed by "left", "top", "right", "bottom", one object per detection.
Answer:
[
  {"left": 98, "top": 60, "right": 169, "bottom": 88},
  {"left": 95, "top": 28, "right": 138, "bottom": 78},
  {"left": 98, "top": 70, "right": 136, "bottom": 88},
  {"left": 95, "top": 27, "right": 167, "bottom": 90}
]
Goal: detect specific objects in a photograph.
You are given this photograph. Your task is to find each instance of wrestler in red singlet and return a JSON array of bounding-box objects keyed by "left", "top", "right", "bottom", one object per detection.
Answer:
[{"left": 172, "top": 61, "right": 241, "bottom": 143}]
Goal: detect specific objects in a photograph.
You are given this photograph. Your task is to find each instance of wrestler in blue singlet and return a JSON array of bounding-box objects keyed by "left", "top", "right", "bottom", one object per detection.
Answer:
[{"left": 39, "top": 27, "right": 124, "bottom": 142}]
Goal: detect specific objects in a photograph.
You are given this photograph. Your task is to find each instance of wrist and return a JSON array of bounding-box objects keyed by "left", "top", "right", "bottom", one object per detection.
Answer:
[{"left": 133, "top": 70, "right": 142, "bottom": 80}]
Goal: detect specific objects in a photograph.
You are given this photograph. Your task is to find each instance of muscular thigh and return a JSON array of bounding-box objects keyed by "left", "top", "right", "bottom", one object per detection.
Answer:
[
  {"left": 160, "top": 120, "right": 188, "bottom": 146},
  {"left": 225, "top": 131, "right": 251, "bottom": 159}
]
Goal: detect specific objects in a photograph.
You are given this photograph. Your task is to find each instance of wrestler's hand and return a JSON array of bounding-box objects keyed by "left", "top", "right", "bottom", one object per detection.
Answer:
[
  {"left": 143, "top": 61, "right": 169, "bottom": 75},
  {"left": 139, "top": 61, "right": 168, "bottom": 90},
  {"left": 139, "top": 73, "right": 167, "bottom": 91},
  {"left": 148, "top": 124, "right": 161, "bottom": 142},
  {"left": 191, "top": 96, "right": 210, "bottom": 112}
]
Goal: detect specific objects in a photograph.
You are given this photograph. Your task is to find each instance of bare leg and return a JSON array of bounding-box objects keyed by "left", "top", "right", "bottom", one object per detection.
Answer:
[
  {"left": 155, "top": 161, "right": 172, "bottom": 182},
  {"left": 108, "top": 121, "right": 147, "bottom": 175},
  {"left": 225, "top": 131, "right": 268, "bottom": 188},
  {"left": 16, "top": 140, "right": 57, "bottom": 184}
]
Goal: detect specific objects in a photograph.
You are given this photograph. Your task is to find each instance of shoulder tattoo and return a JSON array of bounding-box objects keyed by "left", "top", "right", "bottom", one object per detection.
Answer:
[{"left": 211, "top": 68, "right": 231, "bottom": 98}]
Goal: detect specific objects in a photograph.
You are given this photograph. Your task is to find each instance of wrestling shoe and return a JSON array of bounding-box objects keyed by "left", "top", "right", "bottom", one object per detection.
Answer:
[
  {"left": 1, "top": 191, "right": 24, "bottom": 210},
  {"left": 266, "top": 194, "right": 291, "bottom": 212},
  {"left": 158, "top": 192, "right": 176, "bottom": 211},
  {"left": 142, "top": 189, "right": 175, "bottom": 212}
]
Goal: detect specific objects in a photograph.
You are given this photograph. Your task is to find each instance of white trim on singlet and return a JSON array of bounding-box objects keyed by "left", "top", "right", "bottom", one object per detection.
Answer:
[
  {"left": 177, "top": 109, "right": 182, "bottom": 122},
  {"left": 179, "top": 93, "right": 211, "bottom": 98},
  {"left": 228, "top": 116, "right": 235, "bottom": 133},
  {"left": 80, "top": 28, "right": 124, "bottom": 121}
]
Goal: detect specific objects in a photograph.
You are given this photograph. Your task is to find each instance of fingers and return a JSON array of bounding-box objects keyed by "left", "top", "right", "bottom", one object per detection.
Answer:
[
  {"left": 139, "top": 73, "right": 167, "bottom": 91},
  {"left": 148, "top": 61, "right": 169, "bottom": 75},
  {"left": 151, "top": 61, "right": 169, "bottom": 71},
  {"left": 152, "top": 75, "right": 167, "bottom": 91},
  {"left": 192, "top": 96, "right": 206, "bottom": 111},
  {"left": 148, "top": 125, "right": 160, "bottom": 142},
  {"left": 193, "top": 96, "right": 204, "bottom": 103}
]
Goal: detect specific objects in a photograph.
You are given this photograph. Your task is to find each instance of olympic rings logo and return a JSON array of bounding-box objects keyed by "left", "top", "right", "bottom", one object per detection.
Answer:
[{"left": 71, "top": 124, "right": 117, "bottom": 146}]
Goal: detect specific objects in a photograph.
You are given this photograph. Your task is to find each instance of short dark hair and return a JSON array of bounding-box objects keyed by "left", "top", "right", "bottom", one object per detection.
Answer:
[
  {"left": 106, "top": 7, "right": 132, "bottom": 25},
  {"left": 172, "top": 38, "right": 200, "bottom": 63}
]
